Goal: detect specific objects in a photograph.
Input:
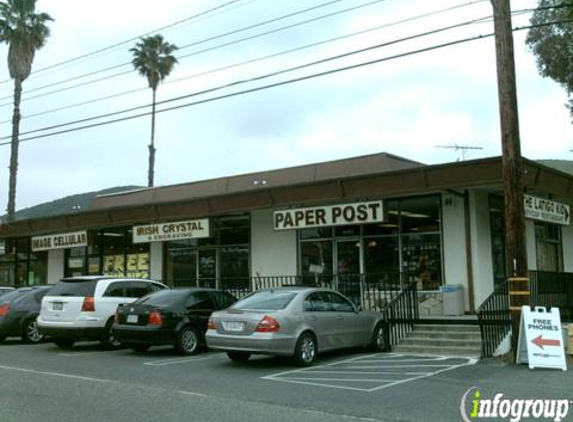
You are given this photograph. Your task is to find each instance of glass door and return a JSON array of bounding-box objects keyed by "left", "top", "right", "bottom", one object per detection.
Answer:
[
  {"left": 335, "top": 240, "right": 361, "bottom": 303},
  {"left": 198, "top": 249, "right": 217, "bottom": 288}
]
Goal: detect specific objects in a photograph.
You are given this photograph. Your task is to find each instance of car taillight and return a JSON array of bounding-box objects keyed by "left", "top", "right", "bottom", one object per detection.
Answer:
[
  {"left": 207, "top": 317, "right": 216, "bottom": 330},
  {"left": 81, "top": 296, "right": 95, "bottom": 312},
  {"left": 148, "top": 311, "right": 163, "bottom": 326},
  {"left": 0, "top": 303, "right": 10, "bottom": 317},
  {"left": 255, "top": 315, "right": 280, "bottom": 333}
]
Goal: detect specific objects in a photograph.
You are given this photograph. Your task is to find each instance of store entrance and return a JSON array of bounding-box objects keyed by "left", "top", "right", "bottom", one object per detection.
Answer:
[{"left": 335, "top": 239, "right": 361, "bottom": 303}]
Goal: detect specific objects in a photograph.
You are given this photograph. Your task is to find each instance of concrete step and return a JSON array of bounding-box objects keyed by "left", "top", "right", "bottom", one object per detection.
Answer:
[
  {"left": 392, "top": 344, "right": 481, "bottom": 358},
  {"left": 399, "top": 338, "right": 482, "bottom": 348},
  {"left": 407, "top": 331, "right": 481, "bottom": 341},
  {"left": 412, "top": 324, "right": 480, "bottom": 333}
]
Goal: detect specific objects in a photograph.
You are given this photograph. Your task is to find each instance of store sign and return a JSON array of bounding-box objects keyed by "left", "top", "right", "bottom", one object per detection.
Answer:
[
  {"left": 274, "top": 201, "right": 384, "bottom": 231},
  {"left": 31, "top": 231, "right": 88, "bottom": 252},
  {"left": 524, "top": 195, "right": 570, "bottom": 225},
  {"left": 133, "top": 219, "right": 210, "bottom": 243},
  {"left": 516, "top": 306, "right": 567, "bottom": 371}
]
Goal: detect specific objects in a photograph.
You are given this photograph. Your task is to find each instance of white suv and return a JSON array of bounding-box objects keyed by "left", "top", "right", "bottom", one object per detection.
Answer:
[{"left": 37, "top": 276, "right": 168, "bottom": 349}]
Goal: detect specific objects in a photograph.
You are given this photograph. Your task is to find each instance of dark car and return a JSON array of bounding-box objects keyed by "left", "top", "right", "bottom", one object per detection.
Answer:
[
  {"left": 0, "top": 286, "right": 52, "bottom": 343},
  {"left": 114, "top": 288, "right": 237, "bottom": 355}
]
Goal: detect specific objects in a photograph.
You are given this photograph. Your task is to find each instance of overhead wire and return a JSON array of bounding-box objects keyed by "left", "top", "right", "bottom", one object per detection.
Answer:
[
  {"left": 0, "top": 0, "right": 385, "bottom": 103},
  {"left": 1, "top": 17, "right": 563, "bottom": 147},
  {"left": 0, "top": 0, "right": 260, "bottom": 85},
  {"left": 0, "top": 0, "right": 490, "bottom": 118}
]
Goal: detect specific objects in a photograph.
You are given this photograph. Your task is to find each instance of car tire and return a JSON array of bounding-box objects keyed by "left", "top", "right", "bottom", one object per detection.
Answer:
[
  {"left": 22, "top": 318, "right": 43, "bottom": 344},
  {"left": 131, "top": 344, "right": 150, "bottom": 353},
  {"left": 226, "top": 351, "right": 251, "bottom": 362},
  {"left": 292, "top": 332, "right": 317, "bottom": 366},
  {"left": 100, "top": 319, "right": 122, "bottom": 350},
  {"left": 175, "top": 326, "right": 199, "bottom": 355},
  {"left": 369, "top": 322, "right": 387, "bottom": 352},
  {"left": 53, "top": 338, "right": 75, "bottom": 348}
]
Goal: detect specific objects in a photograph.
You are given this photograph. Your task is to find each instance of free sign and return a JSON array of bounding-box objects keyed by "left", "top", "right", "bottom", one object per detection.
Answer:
[
  {"left": 273, "top": 201, "right": 384, "bottom": 231},
  {"left": 516, "top": 306, "right": 567, "bottom": 371}
]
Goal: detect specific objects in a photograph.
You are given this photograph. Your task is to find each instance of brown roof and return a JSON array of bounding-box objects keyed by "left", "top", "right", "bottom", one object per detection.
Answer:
[{"left": 1, "top": 153, "right": 572, "bottom": 238}]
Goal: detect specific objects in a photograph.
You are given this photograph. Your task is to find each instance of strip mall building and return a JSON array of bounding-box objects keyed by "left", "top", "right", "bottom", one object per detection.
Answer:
[{"left": 0, "top": 152, "right": 571, "bottom": 315}]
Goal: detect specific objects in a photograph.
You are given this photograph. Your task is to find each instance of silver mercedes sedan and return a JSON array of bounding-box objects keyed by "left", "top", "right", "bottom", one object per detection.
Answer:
[{"left": 205, "top": 287, "right": 386, "bottom": 366}]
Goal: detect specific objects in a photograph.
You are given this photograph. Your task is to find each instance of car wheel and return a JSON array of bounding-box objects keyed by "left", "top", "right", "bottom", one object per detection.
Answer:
[
  {"left": 53, "top": 338, "right": 75, "bottom": 348},
  {"left": 22, "top": 318, "right": 43, "bottom": 344},
  {"left": 227, "top": 351, "right": 251, "bottom": 361},
  {"left": 100, "top": 319, "right": 122, "bottom": 350},
  {"left": 293, "top": 332, "right": 316, "bottom": 366},
  {"left": 131, "top": 344, "right": 150, "bottom": 353},
  {"left": 175, "top": 326, "right": 199, "bottom": 355},
  {"left": 369, "top": 322, "right": 387, "bottom": 352}
]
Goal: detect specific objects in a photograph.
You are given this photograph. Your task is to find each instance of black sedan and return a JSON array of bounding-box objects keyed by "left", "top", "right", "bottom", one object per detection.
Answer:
[
  {"left": 114, "top": 288, "right": 236, "bottom": 355},
  {"left": 0, "top": 286, "right": 52, "bottom": 343}
]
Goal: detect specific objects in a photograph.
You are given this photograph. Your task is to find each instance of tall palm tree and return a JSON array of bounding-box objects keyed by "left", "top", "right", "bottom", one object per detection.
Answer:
[
  {"left": 0, "top": 0, "right": 52, "bottom": 223},
  {"left": 130, "top": 34, "right": 178, "bottom": 188}
]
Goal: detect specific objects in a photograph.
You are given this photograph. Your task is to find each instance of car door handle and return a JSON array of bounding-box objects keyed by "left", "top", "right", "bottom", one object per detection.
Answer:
[
  {"left": 336, "top": 315, "right": 343, "bottom": 320},
  {"left": 307, "top": 316, "right": 317, "bottom": 321}
]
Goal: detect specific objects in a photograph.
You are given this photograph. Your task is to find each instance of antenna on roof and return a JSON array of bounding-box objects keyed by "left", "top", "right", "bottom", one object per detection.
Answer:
[{"left": 436, "top": 144, "right": 484, "bottom": 161}]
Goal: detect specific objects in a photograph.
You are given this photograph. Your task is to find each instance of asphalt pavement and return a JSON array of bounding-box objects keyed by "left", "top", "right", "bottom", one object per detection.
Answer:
[{"left": 0, "top": 339, "right": 570, "bottom": 422}]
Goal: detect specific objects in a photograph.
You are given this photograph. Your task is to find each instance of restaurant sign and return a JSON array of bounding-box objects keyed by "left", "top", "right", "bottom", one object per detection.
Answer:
[
  {"left": 274, "top": 201, "right": 384, "bottom": 231},
  {"left": 524, "top": 195, "right": 570, "bottom": 226},
  {"left": 31, "top": 231, "right": 88, "bottom": 252},
  {"left": 133, "top": 219, "right": 210, "bottom": 243}
]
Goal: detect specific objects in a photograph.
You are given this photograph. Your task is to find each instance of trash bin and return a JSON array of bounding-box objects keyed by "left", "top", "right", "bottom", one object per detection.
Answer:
[{"left": 440, "top": 284, "right": 465, "bottom": 316}]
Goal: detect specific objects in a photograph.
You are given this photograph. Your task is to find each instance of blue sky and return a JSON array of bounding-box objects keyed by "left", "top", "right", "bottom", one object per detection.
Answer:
[{"left": 0, "top": 0, "right": 569, "bottom": 212}]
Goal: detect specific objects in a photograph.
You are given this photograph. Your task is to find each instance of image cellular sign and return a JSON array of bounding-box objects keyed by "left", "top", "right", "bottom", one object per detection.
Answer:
[{"left": 274, "top": 201, "right": 384, "bottom": 230}]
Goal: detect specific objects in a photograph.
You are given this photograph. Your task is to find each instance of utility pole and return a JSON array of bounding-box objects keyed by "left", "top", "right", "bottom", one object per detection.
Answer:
[{"left": 490, "top": 0, "right": 529, "bottom": 360}]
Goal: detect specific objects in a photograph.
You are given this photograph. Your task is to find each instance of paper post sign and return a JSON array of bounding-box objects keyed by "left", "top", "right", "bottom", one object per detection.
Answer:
[{"left": 516, "top": 306, "right": 567, "bottom": 371}]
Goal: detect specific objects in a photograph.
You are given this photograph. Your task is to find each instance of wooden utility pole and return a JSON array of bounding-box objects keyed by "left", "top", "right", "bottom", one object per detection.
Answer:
[{"left": 490, "top": 0, "right": 529, "bottom": 360}]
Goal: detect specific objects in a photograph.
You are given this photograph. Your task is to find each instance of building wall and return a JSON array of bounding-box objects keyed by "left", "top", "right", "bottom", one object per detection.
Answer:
[
  {"left": 441, "top": 193, "right": 469, "bottom": 311},
  {"left": 150, "top": 242, "right": 163, "bottom": 282},
  {"left": 525, "top": 219, "right": 537, "bottom": 271},
  {"left": 469, "top": 190, "right": 494, "bottom": 308},
  {"left": 47, "top": 249, "right": 64, "bottom": 284},
  {"left": 562, "top": 223, "right": 573, "bottom": 272},
  {"left": 251, "top": 209, "right": 297, "bottom": 277}
]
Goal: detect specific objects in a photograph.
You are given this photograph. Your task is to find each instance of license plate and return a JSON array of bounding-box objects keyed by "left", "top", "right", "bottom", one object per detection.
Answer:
[
  {"left": 52, "top": 302, "right": 63, "bottom": 311},
  {"left": 223, "top": 321, "right": 245, "bottom": 332},
  {"left": 126, "top": 314, "right": 138, "bottom": 324}
]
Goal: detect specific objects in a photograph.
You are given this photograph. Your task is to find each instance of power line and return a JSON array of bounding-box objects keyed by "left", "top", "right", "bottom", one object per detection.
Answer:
[
  {"left": 0, "top": 0, "right": 490, "bottom": 126},
  {"left": 0, "top": 16, "right": 562, "bottom": 148},
  {"left": 0, "top": 0, "right": 258, "bottom": 85},
  {"left": 0, "top": 0, "right": 384, "bottom": 103},
  {"left": 2, "top": 14, "right": 496, "bottom": 140}
]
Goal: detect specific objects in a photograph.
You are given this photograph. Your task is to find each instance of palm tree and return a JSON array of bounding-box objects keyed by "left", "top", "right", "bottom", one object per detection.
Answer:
[
  {"left": 130, "top": 35, "right": 178, "bottom": 188},
  {"left": 0, "top": 0, "right": 52, "bottom": 223}
]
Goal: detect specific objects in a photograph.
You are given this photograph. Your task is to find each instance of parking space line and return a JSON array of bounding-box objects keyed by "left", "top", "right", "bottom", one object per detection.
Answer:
[
  {"left": 144, "top": 353, "right": 225, "bottom": 366},
  {"left": 263, "top": 354, "right": 478, "bottom": 392},
  {"left": 0, "top": 364, "right": 118, "bottom": 384}
]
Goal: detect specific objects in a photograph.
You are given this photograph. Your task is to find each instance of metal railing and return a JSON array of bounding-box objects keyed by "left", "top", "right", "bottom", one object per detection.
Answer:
[
  {"left": 380, "top": 281, "right": 419, "bottom": 352},
  {"left": 477, "top": 283, "right": 511, "bottom": 358},
  {"left": 530, "top": 270, "right": 573, "bottom": 322}
]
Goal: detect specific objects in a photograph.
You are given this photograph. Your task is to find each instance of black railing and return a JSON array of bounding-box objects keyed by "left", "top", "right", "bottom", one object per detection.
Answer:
[
  {"left": 530, "top": 270, "right": 573, "bottom": 322},
  {"left": 380, "top": 281, "right": 419, "bottom": 352},
  {"left": 477, "top": 283, "right": 511, "bottom": 358}
]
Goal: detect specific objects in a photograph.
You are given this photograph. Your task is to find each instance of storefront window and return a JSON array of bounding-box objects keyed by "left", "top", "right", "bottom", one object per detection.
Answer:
[
  {"left": 535, "top": 222, "right": 563, "bottom": 272},
  {"left": 163, "top": 215, "right": 250, "bottom": 289},
  {"left": 298, "top": 195, "right": 443, "bottom": 289},
  {"left": 0, "top": 238, "right": 47, "bottom": 286}
]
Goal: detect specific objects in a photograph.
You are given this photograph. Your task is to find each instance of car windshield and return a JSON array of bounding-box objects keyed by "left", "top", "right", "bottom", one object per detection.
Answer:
[
  {"left": 135, "top": 289, "right": 189, "bottom": 306},
  {"left": 48, "top": 279, "right": 97, "bottom": 297},
  {"left": 233, "top": 290, "right": 297, "bottom": 311}
]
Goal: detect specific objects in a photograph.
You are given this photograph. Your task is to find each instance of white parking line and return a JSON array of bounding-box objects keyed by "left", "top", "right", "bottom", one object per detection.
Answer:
[
  {"left": 144, "top": 353, "right": 225, "bottom": 366},
  {"left": 263, "top": 353, "right": 477, "bottom": 392},
  {"left": 0, "top": 364, "right": 118, "bottom": 384}
]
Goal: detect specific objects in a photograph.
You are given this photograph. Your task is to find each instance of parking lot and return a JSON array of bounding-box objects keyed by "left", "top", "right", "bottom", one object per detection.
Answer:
[{"left": 0, "top": 340, "right": 570, "bottom": 422}]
